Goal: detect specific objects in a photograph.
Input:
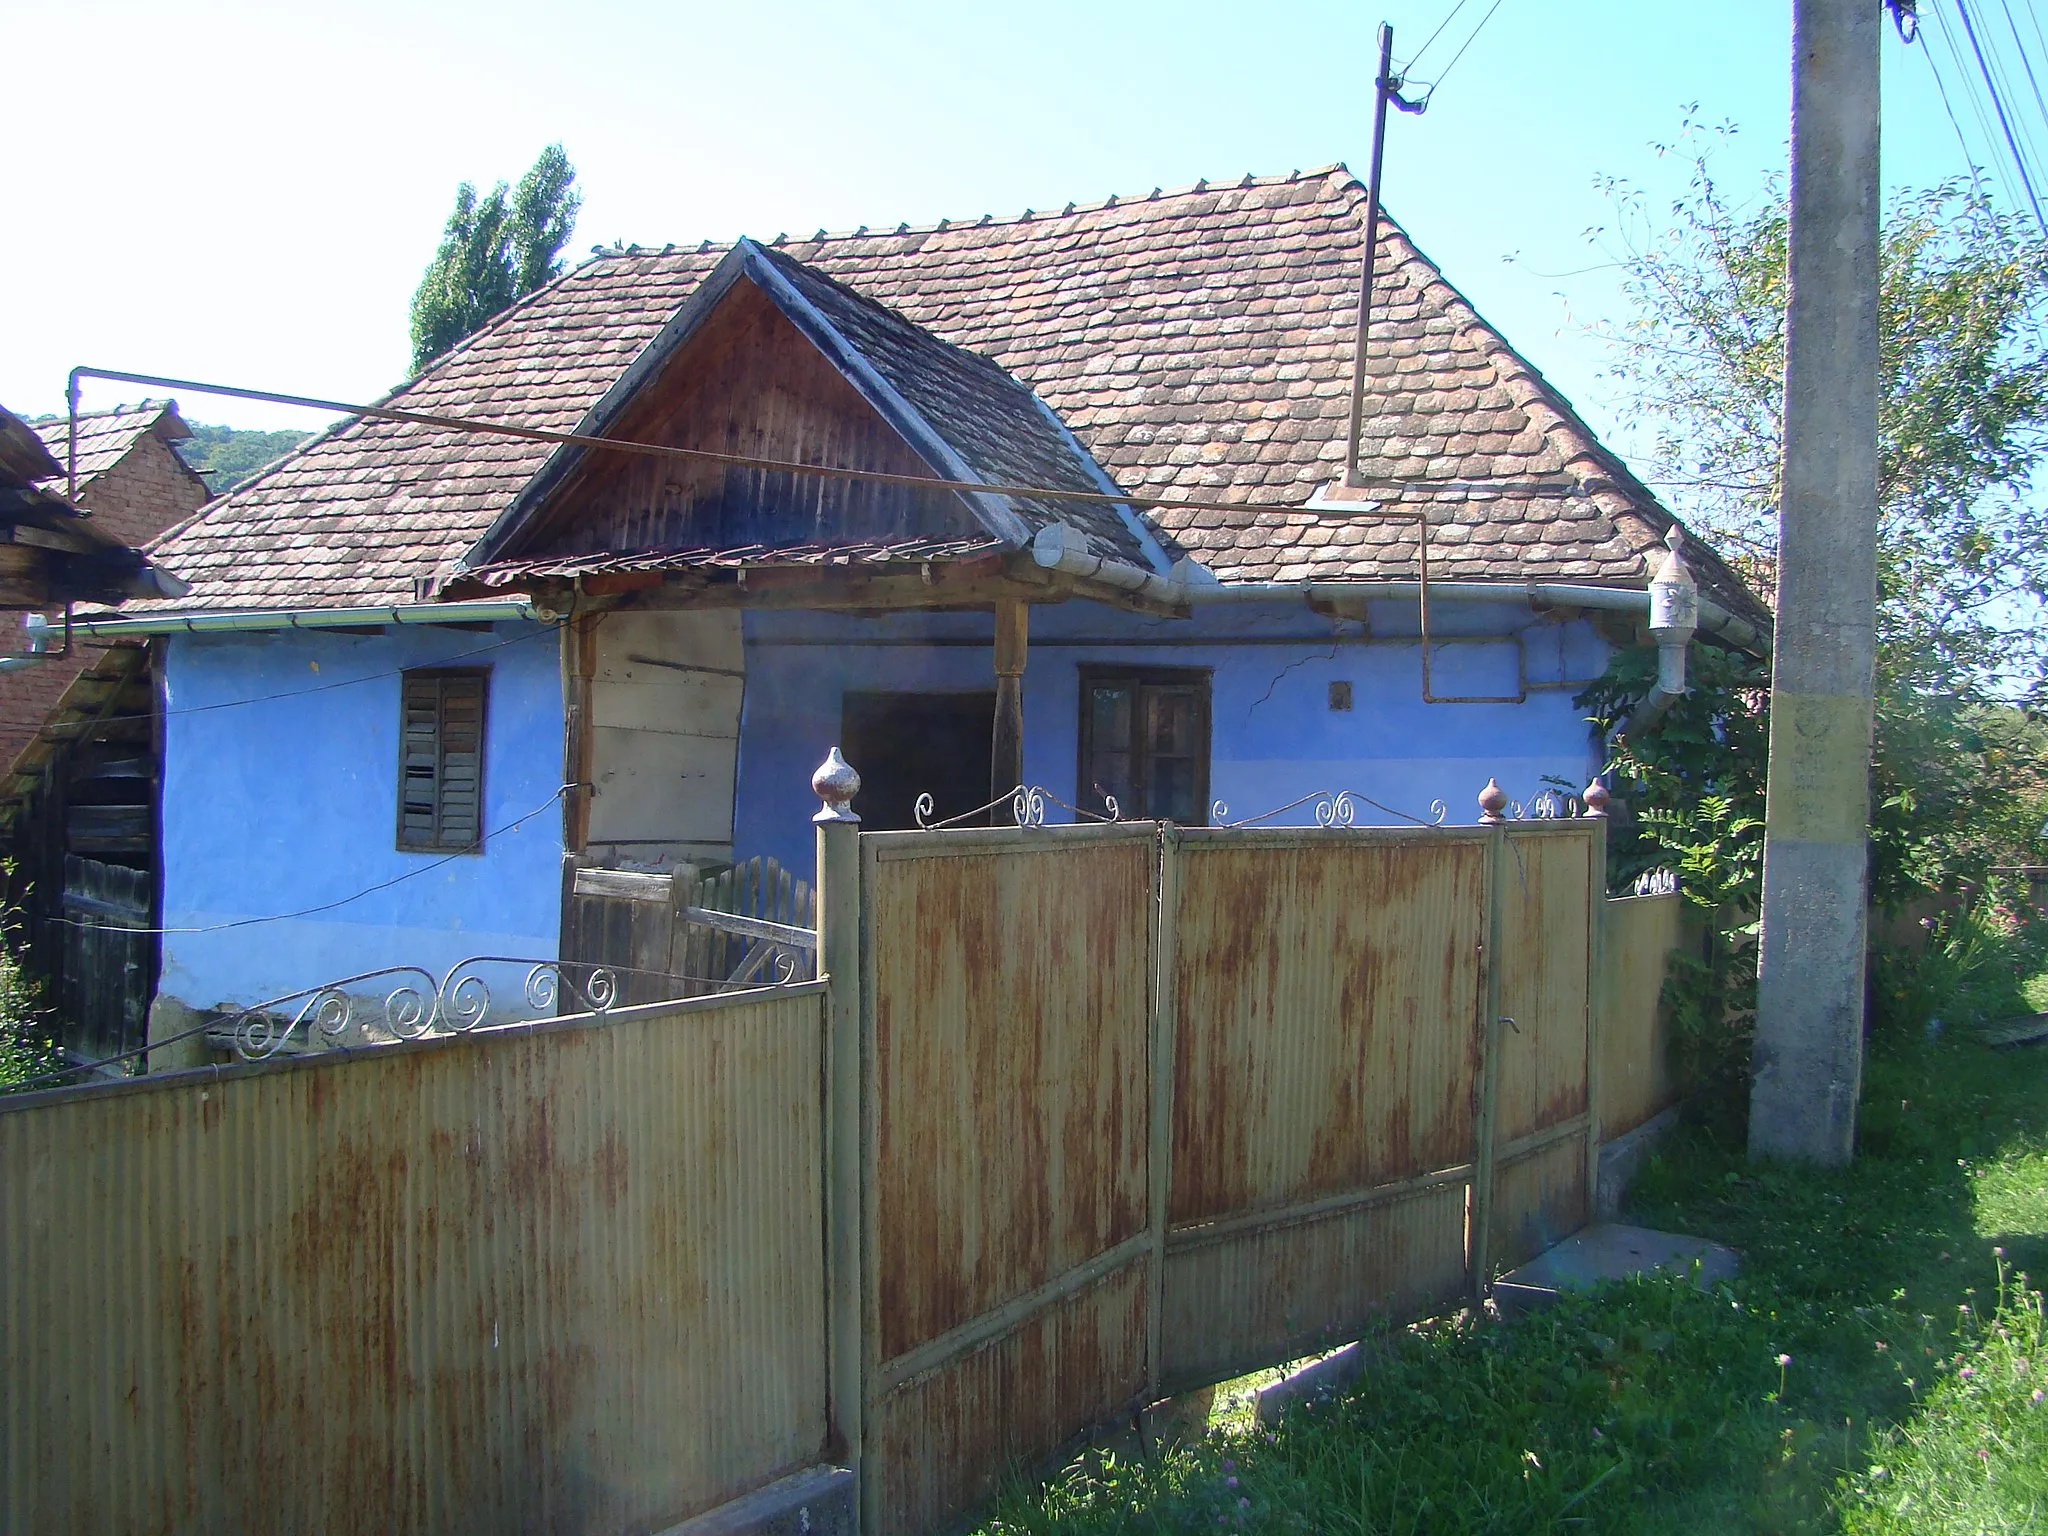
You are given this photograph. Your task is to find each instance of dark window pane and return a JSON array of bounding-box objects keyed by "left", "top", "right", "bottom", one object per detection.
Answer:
[
  {"left": 1150, "top": 755, "right": 1199, "bottom": 824},
  {"left": 1145, "top": 688, "right": 1198, "bottom": 754},
  {"left": 1090, "top": 685, "right": 1132, "bottom": 749}
]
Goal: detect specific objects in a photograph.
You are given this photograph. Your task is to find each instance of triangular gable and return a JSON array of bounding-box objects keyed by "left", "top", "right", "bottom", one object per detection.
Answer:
[{"left": 462, "top": 240, "right": 1161, "bottom": 578}]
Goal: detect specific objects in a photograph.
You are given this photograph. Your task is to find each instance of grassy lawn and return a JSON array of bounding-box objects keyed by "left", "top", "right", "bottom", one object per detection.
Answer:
[{"left": 973, "top": 1027, "right": 2048, "bottom": 1534}]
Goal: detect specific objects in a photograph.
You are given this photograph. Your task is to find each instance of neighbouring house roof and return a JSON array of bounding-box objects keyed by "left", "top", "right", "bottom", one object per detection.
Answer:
[
  {"left": 0, "top": 404, "right": 188, "bottom": 607},
  {"left": 32, "top": 401, "right": 197, "bottom": 496},
  {"left": 131, "top": 167, "right": 1766, "bottom": 624}
]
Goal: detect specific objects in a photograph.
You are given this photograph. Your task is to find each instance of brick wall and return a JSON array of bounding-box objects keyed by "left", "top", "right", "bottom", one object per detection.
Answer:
[{"left": 0, "top": 432, "right": 209, "bottom": 767}]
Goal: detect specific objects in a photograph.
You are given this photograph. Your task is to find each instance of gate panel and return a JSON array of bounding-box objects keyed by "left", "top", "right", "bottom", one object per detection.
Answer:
[
  {"left": 862, "top": 825, "right": 1155, "bottom": 1533},
  {"left": 1163, "top": 829, "right": 1488, "bottom": 1389},
  {"left": 1489, "top": 824, "right": 1595, "bottom": 1269}
]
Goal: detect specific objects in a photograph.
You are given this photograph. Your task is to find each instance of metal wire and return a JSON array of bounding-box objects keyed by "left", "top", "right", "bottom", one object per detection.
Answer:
[{"left": 66, "top": 365, "right": 1582, "bottom": 519}]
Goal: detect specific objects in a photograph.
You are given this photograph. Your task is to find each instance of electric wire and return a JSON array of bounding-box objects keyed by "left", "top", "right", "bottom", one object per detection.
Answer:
[
  {"left": 1924, "top": 16, "right": 1998, "bottom": 201},
  {"left": 1402, "top": 0, "right": 1472, "bottom": 73},
  {"left": 8, "top": 785, "right": 577, "bottom": 1090},
  {"left": 46, "top": 784, "right": 570, "bottom": 941},
  {"left": 1943, "top": 1, "right": 2048, "bottom": 230},
  {"left": 1998, "top": 0, "right": 2048, "bottom": 134},
  {"left": 1963, "top": 0, "right": 2048, "bottom": 215},
  {"left": 1932, "top": 4, "right": 2030, "bottom": 215},
  {"left": 1416, "top": 0, "right": 1509, "bottom": 102},
  {"left": 12, "top": 625, "right": 552, "bottom": 736}
]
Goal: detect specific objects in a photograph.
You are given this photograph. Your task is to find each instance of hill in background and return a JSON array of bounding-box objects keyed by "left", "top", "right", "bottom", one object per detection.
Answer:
[{"left": 176, "top": 423, "right": 312, "bottom": 496}]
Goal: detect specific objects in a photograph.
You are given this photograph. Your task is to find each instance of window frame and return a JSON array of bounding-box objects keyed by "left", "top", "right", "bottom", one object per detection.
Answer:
[
  {"left": 1075, "top": 665, "right": 1213, "bottom": 825},
  {"left": 395, "top": 666, "right": 490, "bottom": 854}
]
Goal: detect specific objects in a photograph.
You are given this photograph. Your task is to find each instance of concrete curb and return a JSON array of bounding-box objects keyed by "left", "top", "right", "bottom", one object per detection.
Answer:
[
  {"left": 1596, "top": 1103, "right": 1683, "bottom": 1220},
  {"left": 655, "top": 1466, "right": 854, "bottom": 1536}
]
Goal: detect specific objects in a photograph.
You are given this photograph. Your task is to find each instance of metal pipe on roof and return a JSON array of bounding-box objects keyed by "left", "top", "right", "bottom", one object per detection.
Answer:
[
  {"left": 64, "top": 366, "right": 1579, "bottom": 523},
  {"left": 25, "top": 599, "right": 549, "bottom": 642}
]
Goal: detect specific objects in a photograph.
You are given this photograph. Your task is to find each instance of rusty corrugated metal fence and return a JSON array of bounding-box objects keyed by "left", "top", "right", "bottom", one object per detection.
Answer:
[
  {"left": 852, "top": 813, "right": 1639, "bottom": 1535},
  {"left": 4, "top": 807, "right": 1682, "bottom": 1536},
  {"left": 2, "top": 985, "right": 830, "bottom": 1536},
  {"left": 1597, "top": 890, "right": 1685, "bottom": 1137}
]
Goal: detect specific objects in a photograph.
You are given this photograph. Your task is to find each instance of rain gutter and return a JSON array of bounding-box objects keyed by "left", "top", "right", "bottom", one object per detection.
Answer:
[
  {"left": 24, "top": 599, "right": 551, "bottom": 642},
  {"left": 1179, "top": 578, "right": 1768, "bottom": 654}
]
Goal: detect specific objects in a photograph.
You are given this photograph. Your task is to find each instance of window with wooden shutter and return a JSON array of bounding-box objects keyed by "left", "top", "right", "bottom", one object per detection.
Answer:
[{"left": 397, "top": 669, "right": 488, "bottom": 852}]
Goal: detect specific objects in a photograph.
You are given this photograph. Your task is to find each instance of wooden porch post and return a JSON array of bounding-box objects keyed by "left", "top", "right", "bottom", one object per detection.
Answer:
[{"left": 991, "top": 598, "right": 1027, "bottom": 823}]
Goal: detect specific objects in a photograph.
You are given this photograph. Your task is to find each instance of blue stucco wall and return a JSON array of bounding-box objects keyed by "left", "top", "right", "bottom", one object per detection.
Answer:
[
  {"left": 158, "top": 621, "right": 566, "bottom": 1012},
  {"left": 731, "top": 597, "right": 1611, "bottom": 876}
]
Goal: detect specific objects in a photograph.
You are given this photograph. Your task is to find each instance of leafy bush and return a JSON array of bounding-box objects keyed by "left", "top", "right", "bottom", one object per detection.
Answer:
[
  {"left": 0, "top": 942, "right": 57, "bottom": 1091},
  {"left": 1872, "top": 890, "right": 2048, "bottom": 1040}
]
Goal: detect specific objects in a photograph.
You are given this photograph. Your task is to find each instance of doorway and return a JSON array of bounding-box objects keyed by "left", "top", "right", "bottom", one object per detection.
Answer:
[{"left": 841, "top": 691, "right": 995, "bottom": 831}]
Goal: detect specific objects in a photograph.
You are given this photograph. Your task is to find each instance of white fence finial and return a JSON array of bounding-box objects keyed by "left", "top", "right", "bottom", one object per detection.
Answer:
[
  {"left": 813, "top": 748, "right": 862, "bottom": 824},
  {"left": 1477, "top": 777, "right": 1508, "bottom": 825}
]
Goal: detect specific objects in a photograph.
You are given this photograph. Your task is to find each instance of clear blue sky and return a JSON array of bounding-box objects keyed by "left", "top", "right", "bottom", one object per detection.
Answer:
[{"left": 0, "top": 0, "right": 1988, "bottom": 474}]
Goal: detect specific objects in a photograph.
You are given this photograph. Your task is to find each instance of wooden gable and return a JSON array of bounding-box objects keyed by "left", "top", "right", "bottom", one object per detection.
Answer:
[{"left": 507, "top": 276, "right": 982, "bottom": 563}]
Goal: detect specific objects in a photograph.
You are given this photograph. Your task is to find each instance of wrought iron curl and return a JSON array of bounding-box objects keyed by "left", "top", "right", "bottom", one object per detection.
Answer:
[
  {"left": 1316, "top": 792, "right": 1358, "bottom": 828},
  {"left": 384, "top": 982, "right": 434, "bottom": 1038},
  {"left": 225, "top": 966, "right": 440, "bottom": 1060},
  {"left": 440, "top": 973, "right": 492, "bottom": 1032},
  {"left": 915, "top": 783, "right": 1118, "bottom": 830}
]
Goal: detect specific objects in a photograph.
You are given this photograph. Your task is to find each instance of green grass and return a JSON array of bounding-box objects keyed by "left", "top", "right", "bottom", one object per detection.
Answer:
[{"left": 973, "top": 1021, "right": 2048, "bottom": 1535}]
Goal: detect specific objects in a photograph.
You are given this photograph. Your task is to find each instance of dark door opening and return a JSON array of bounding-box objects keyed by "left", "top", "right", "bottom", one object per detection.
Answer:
[{"left": 842, "top": 691, "right": 995, "bottom": 832}]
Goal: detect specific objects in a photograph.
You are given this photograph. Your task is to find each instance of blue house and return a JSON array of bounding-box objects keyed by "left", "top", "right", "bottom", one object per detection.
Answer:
[{"left": 59, "top": 168, "right": 1764, "bottom": 1036}]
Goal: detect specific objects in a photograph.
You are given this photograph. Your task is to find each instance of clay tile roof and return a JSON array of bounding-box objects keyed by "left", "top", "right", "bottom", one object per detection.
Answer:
[
  {"left": 136, "top": 167, "right": 1764, "bottom": 625},
  {"left": 751, "top": 244, "right": 1160, "bottom": 569},
  {"left": 32, "top": 401, "right": 191, "bottom": 492}
]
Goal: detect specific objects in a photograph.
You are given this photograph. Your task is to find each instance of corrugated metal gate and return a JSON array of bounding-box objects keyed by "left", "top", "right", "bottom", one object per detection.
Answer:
[{"left": 855, "top": 815, "right": 1607, "bottom": 1535}]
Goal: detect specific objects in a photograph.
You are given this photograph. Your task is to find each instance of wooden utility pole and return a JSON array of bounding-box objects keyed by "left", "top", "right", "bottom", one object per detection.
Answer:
[{"left": 1750, "top": 0, "right": 1882, "bottom": 1164}]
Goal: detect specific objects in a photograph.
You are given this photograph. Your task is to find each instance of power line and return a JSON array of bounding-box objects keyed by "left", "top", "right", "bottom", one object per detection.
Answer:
[
  {"left": 1923, "top": 28, "right": 1995, "bottom": 202},
  {"left": 1996, "top": 0, "right": 2048, "bottom": 159},
  {"left": 1403, "top": 0, "right": 1473, "bottom": 73},
  {"left": 1954, "top": 0, "right": 2048, "bottom": 229},
  {"left": 1413, "top": 0, "right": 1509, "bottom": 103},
  {"left": 1973, "top": 0, "right": 2048, "bottom": 185},
  {"left": 1932, "top": 5, "right": 2029, "bottom": 213}
]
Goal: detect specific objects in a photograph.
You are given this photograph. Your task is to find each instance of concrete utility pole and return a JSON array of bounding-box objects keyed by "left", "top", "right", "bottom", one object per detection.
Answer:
[{"left": 1749, "top": 0, "right": 1882, "bottom": 1164}]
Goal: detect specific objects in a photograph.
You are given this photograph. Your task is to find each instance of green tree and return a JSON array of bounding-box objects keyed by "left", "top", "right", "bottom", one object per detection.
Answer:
[
  {"left": 1577, "top": 144, "right": 2048, "bottom": 1116},
  {"left": 408, "top": 145, "right": 582, "bottom": 374},
  {"left": 1593, "top": 133, "right": 2048, "bottom": 693}
]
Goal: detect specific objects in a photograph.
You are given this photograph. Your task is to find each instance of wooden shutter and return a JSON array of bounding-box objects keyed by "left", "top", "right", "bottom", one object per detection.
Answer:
[{"left": 397, "top": 669, "right": 488, "bottom": 851}]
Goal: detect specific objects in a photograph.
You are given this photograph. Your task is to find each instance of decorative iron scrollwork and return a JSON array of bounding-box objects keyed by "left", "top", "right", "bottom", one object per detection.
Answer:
[
  {"left": 1211, "top": 790, "right": 1451, "bottom": 830},
  {"left": 224, "top": 966, "right": 440, "bottom": 1060},
  {"left": 913, "top": 784, "right": 1121, "bottom": 830},
  {"left": 220, "top": 956, "right": 734, "bottom": 1061}
]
